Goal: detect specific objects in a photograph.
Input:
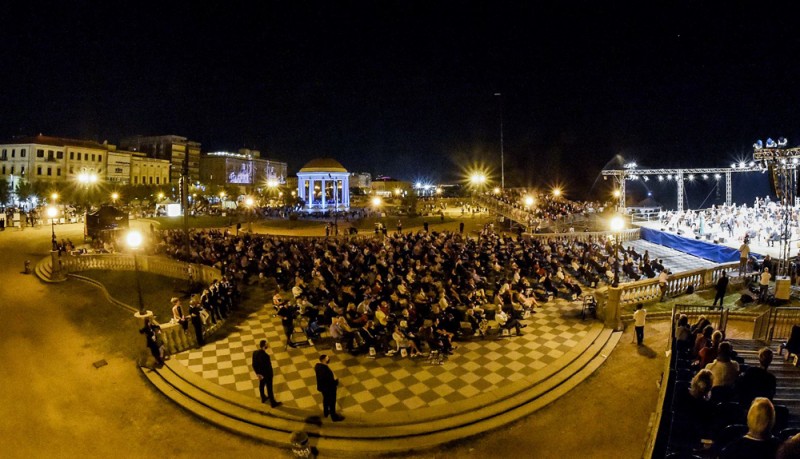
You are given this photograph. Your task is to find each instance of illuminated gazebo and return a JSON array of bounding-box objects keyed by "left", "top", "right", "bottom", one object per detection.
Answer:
[{"left": 296, "top": 158, "right": 350, "bottom": 211}]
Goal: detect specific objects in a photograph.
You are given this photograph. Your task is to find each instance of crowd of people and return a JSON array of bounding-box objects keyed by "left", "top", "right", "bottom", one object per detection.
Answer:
[
  {"left": 671, "top": 313, "right": 798, "bottom": 457},
  {"left": 155, "top": 221, "right": 672, "bottom": 359},
  {"left": 485, "top": 192, "right": 604, "bottom": 233}
]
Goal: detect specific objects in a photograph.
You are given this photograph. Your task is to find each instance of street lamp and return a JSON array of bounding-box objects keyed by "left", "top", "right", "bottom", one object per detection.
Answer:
[
  {"left": 494, "top": 92, "right": 504, "bottom": 190},
  {"left": 47, "top": 206, "right": 58, "bottom": 251},
  {"left": 552, "top": 188, "right": 562, "bottom": 198},
  {"left": 610, "top": 216, "right": 625, "bottom": 287},
  {"left": 524, "top": 196, "right": 535, "bottom": 208},
  {"left": 51, "top": 192, "right": 59, "bottom": 202},
  {"left": 126, "top": 230, "right": 146, "bottom": 315},
  {"left": 111, "top": 192, "right": 119, "bottom": 204}
]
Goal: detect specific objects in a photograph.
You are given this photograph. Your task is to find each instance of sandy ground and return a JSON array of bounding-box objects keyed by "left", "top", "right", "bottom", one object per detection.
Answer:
[{"left": 0, "top": 219, "right": 678, "bottom": 458}]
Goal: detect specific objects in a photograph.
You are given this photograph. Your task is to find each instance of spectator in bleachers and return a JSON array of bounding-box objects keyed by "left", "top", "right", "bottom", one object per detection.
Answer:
[
  {"left": 778, "top": 432, "right": 800, "bottom": 459},
  {"left": 737, "top": 347, "right": 777, "bottom": 406},
  {"left": 698, "top": 330, "right": 723, "bottom": 368},
  {"left": 706, "top": 341, "right": 740, "bottom": 389},
  {"left": 720, "top": 397, "right": 781, "bottom": 459},
  {"left": 694, "top": 324, "right": 714, "bottom": 358}
]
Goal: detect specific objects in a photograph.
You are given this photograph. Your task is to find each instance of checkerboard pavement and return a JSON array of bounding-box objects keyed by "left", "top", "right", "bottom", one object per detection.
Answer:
[
  {"left": 175, "top": 299, "right": 592, "bottom": 413},
  {"left": 627, "top": 239, "right": 717, "bottom": 274}
]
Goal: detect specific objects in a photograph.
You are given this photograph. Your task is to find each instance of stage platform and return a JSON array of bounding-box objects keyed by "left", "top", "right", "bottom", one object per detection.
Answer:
[{"left": 636, "top": 220, "right": 785, "bottom": 261}]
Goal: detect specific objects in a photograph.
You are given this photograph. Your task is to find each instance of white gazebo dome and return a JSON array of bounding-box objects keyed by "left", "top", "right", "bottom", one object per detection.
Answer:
[{"left": 296, "top": 158, "right": 350, "bottom": 211}]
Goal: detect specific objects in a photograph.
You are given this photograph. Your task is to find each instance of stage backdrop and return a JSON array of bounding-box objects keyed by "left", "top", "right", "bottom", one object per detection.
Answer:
[{"left": 639, "top": 227, "right": 742, "bottom": 264}]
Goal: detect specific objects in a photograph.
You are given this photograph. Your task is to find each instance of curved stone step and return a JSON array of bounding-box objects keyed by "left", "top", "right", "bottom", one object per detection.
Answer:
[
  {"left": 159, "top": 323, "right": 606, "bottom": 430},
  {"left": 142, "top": 325, "right": 620, "bottom": 454}
]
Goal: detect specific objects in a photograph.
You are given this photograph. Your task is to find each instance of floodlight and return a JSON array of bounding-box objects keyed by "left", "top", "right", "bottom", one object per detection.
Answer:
[
  {"left": 778, "top": 137, "right": 788, "bottom": 147},
  {"left": 658, "top": 175, "right": 664, "bottom": 181},
  {"left": 767, "top": 138, "right": 777, "bottom": 147}
]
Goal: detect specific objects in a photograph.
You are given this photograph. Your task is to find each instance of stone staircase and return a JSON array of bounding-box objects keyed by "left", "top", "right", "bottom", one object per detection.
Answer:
[
  {"left": 142, "top": 323, "right": 621, "bottom": 456},
  {"left": 728, "top": 338, "right": 800, "bottom": 427},
  {"left": 34, "top": 256, "right": 64, "bottom": 283}
]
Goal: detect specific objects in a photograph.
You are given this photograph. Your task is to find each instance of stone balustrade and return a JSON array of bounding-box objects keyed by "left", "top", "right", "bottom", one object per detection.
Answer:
[
  {"left": 599, "top": 261, "right": 740, "bottom": 328},
  {"left": 58, "top": 252, "right": 223, "bottom": 354}
]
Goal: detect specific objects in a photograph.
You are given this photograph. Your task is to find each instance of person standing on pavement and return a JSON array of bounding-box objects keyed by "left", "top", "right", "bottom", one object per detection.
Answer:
[
  {"left": 315, "top": 354, "right": 344, "bottom": 421},
  {"left": 759, "top": 267, "right": 771, "bottom": 303},
  {"left": 739, "top": 241, "right": 750, "bottom": 276},
  {"left": 188, "top": 297, "right": 205, "bottom": 346},
  {"left": 633, "top": 303, "right": 647, "bottom": 346},
  {"left": 252, "top": 340, "right": 281, "bottom": 407},
  {"left": 713, "top": 271, "right": 729, "bottom": 309}
]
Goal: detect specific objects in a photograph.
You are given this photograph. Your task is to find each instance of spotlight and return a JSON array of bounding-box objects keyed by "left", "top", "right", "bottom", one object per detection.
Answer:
[
  {"left": 739, "top": 161, "right": 746, "bottom": 168},
  {"left": 667, "top": 174, "right": 673, "bottom": 180},
  {"left": 714, "top": 174, "right": 721, "bottom": 180},
  {"left": 778, "top": 137, "right": 788, "bottom": 147},
  {"left": 767, "top": 138, "right": 777, "bottom": 148},
  {"left": 731, "top": 163, "right": 737, "bottom": 169},
  {"left": 688, "top": 174, "right": 695, "bottom": 181},
  {"left": 658, "top": 175, "right": 664, "bottom": 181},
  {"left": 702, "top": 174, "right": 708, "bottom": 179},
  {"left": 749, "top": 161, "right": 755, "bottom": 167},
  {"left": 643, "top": 176, "right": 649, "bottom": 182},
  {"left": 754, "top": 139, "right": 764, "bottom": 149}
]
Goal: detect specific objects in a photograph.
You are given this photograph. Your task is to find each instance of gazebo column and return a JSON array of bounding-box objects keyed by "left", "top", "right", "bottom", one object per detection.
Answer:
[
  {"left": 308, "top": 179, "right": 314, "bottom": 208},
  {"left": 321, "top": 179, "right": 327, "bottom": 208},
  {"left": 343, "top": 178, "right": 350, "bottom": 208}
]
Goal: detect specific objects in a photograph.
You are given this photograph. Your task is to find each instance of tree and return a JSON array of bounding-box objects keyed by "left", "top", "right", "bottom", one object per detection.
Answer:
[
  {"left": 15, "top": 179, "right": 35, "bottom": 205},
  {"left": 401, "top": 192, "right": 419, "bottom": 217},
  {"left": 0, "top": 178, "right": 9, "bottom": 205}
]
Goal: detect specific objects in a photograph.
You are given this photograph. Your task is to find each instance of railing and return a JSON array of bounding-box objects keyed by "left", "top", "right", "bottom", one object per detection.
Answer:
[
  {"left": 672, "top": 304, "right": 728, "bottom": 334},
  {"left": 766, "top": 307, "right": 800, "bottom": 342},
  {"left": 59, "top": 253, "right": 224, "bottom": 355},
  {"left": 615, "top": 262, "right": 739, "bottom": 307},
  {"left": 525, "top": 228, "right": 640, "bottom": 243},
  {"left": 753, "top": 309, "right": 772, "bottom": 342},
  {"left": 60, "top": 253, "right": 221, "bottom": 284}
]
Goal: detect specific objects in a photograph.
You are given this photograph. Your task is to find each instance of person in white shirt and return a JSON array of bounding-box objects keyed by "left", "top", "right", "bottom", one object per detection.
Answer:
[
  {"left": 633, "top": 303, "right": 647, "bottom": 345},
  {"left": 759, "top": 267, "right": 771, "bottom": 303},
  {"left": 658, "top": 271, "right": 669, "bottom": 301}
]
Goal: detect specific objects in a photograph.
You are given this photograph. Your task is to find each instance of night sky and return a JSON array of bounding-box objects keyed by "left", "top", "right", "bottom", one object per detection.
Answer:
[{"left": 2, "top": 1, "right": 799, "bottom": 201}]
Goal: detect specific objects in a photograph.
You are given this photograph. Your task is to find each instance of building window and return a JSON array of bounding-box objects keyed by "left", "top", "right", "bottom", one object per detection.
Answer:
[
  {"left": 10, "top": 166, "right": 14, "bottom": 174},
  {"left": 48, "top": 150, "right": 54, "bottom": 161},
  {"left": 57, "top": 151, "right": 63, "bottom": 159},
  {"left": 1, "top": 166, "right": 5, "bottom": 174},
  {"left": 20, "top": 166, "right": 25, "bottom": 175},
  {"left": 77, "top": 153, "right": 82, "bottom": 160},
  {"left": 70, "top": 152, "right": 74, "bottom": 160},
  {"left": 69, "top": 167, "right": 73, "bottom": 174},
  {"left": 156, "top": 177, "right": 160, "bottom": 184},
  {"left": 37, "top": 167, "right": 42, "bottom": 175},
  {"left": 20, "top": 149, "right": 26, "bottom": 157},
  {"left": 47, "top": 167, "right": 52, "bottom": 176},
  {"left": 149, "top": 176, "right": 153, "bottom": 184},
  {"left": 0, "top": 149, "right": 5, "bottom": 160},
  {"left": 91, "top": 154, "right": 95, "bottom": 161},
  {"left": 133, "top": 176, "right": 138, "bottom": 185},
  {"left": 98, "top": 154, "right": 102, "bottom": 162},
  {"left": 37, "top": 149, "right": 44, "bottom": 158}
]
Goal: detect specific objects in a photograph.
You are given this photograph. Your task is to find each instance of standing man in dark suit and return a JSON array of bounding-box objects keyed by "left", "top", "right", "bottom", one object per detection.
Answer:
[
  {"left": 315, "top": 354, "right": 344, "bottom": 421},
  {"left": 713, "top": 271, "right": 729, "bottom": 309},
  {"left": 252, "top": 340, "right": 281, "bottom": 407}
]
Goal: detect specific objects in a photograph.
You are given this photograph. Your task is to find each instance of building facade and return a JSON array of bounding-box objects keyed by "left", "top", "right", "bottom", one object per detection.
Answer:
[
  {"left": 120, "top": 135, "right": 201, "bottom": 183},
  {"left": 0, "top": 135, "right": 170, "bottom": 192},
  {"left": 200, "top": 150, "right": 287, "bottom": 189}
]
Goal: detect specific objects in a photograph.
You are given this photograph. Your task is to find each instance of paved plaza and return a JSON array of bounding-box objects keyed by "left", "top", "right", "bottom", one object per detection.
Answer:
[{"left": 176, "top": 298, "right": 591, "bottom": 414}]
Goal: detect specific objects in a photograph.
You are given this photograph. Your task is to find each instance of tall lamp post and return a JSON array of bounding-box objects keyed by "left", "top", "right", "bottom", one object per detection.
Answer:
[
  {"left": 126, "top": 230, "right": 146, "bottom": 316},
  {"left": 610, "top": 216, "right": 625, "bottom": 287},
  {"left": 47, "top": 206, "right": 58, "bottom": 251},
  {"left": 469, "top": 172, "right": 487, "bottom": 215},
  {"left": 494, "top": 92, "right": 504, "bottom": 191}
]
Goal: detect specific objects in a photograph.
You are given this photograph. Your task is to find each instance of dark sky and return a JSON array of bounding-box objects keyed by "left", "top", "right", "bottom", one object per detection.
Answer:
[{"left": 2, "top": 1, "right": 800, "bottom": 199}]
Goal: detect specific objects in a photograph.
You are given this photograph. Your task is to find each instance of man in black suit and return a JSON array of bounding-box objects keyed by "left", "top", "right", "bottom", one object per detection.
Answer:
[
  {"left": 252, "top": 340, "right": 281, "bottom": 407},
  {"left": 315, "top": 354, "right": 344, "bottom": 421},
  {"left": 713, "top": 271, "right": 729, "bottom": 309}
]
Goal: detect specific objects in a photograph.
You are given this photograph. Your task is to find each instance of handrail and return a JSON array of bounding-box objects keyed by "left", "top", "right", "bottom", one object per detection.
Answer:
[
  {"left": 753, "top": 309, "right": 772, "bottom": 342},
  {"left": 765, "top": 307, "right": 800, "bottom": 343}
]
